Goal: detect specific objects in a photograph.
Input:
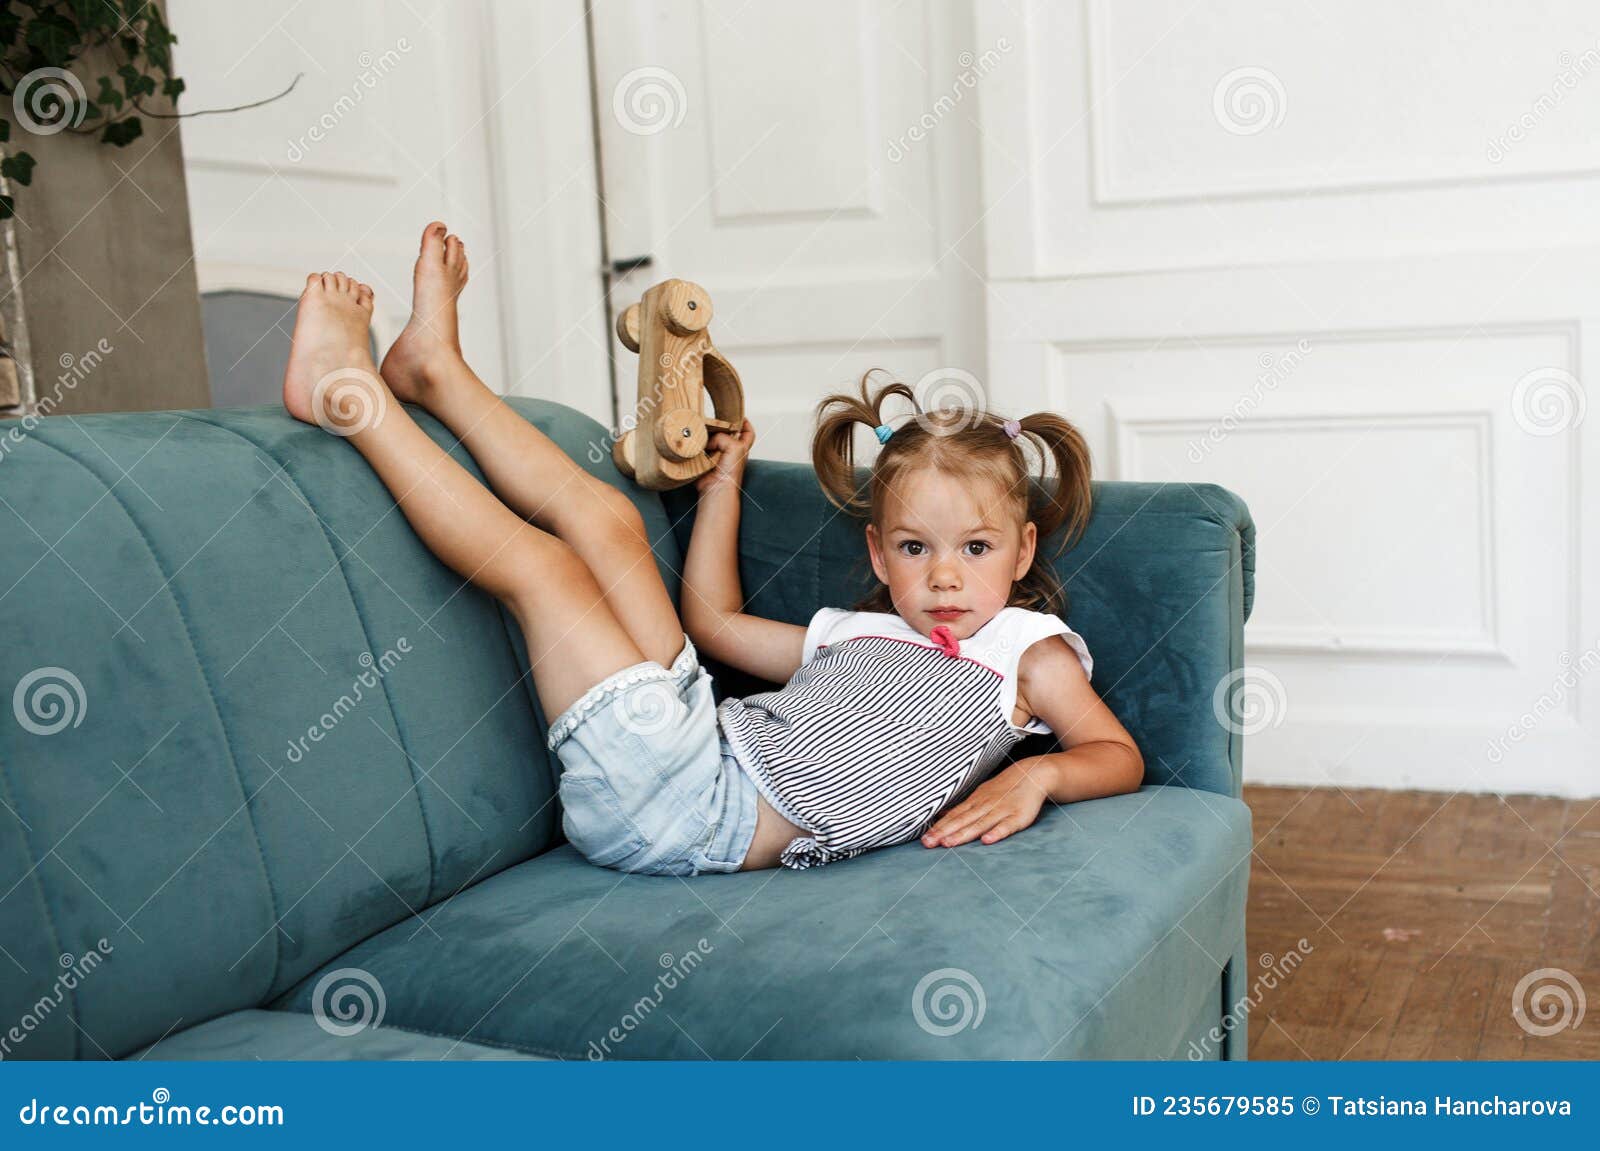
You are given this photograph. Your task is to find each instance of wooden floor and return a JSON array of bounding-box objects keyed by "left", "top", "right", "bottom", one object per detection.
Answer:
[{"left": 1242, "top": 785, "right": 1600, "bottom": 1060}]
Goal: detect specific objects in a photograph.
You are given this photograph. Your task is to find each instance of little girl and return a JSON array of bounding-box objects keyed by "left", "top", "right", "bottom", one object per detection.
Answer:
[{"left": 282, "top": 223, "right": 1143, "bottom": 876}]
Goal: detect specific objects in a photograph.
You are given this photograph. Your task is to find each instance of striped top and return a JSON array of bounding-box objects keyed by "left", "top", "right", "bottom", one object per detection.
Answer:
[{"left": 716, "top": 606, "right": 1094, "bottom": 869}]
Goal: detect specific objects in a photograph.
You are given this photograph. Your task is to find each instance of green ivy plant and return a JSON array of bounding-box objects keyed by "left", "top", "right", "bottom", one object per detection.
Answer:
[{"left": 0, "top": 1, "right": 295, "bottom": 220}]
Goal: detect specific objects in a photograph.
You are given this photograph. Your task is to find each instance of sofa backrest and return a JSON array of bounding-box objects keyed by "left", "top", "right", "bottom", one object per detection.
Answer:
[
  {"left": 663, "top": 465, "right": 1256, "bottom": 799},
  {"left": 0, "top": 397, "right": 679, "bottom": 1058}
]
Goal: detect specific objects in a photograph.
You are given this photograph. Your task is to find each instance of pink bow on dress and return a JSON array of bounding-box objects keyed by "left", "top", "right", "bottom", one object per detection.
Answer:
[{"left": 928, "top": 625, "right": 961, "bottom": 658}]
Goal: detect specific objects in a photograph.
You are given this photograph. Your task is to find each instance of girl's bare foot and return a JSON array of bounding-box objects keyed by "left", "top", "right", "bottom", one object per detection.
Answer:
[
  {"left": 380, "top": 220, "right": 469, "bottom": 404},
  {"left": 282, "top": 272, "right": 388, "bottom": 436}
]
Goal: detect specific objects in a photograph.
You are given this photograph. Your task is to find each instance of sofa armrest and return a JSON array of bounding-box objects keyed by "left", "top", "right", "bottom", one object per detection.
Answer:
[{"left": 663, "top": 468, "right": 1255, "bottom": 800}]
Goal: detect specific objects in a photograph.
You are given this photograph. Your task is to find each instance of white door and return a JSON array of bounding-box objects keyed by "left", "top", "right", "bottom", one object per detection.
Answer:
[
  {"left": 589, "top": 0, "right": 988, "bottom": 462},
  {"left": 170, "top": 0, "right": 507, "bottom": 387}
]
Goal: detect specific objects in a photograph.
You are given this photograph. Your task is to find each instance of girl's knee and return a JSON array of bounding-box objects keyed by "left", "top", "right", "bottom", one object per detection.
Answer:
[
  {"left": 581, "top": 476, "right": 646, "bottom": 532},
  {"left": 503, "top": 528, "right": 592, "bottom": 603}
]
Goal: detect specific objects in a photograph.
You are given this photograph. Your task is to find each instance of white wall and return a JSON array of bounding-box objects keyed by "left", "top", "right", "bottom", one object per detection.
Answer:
[
  {"left": 169, "top": 0, "right": 501, "bottom": 369},
  {"left": 170, "top": 0, "right": 612, "bottom": 414},
  {"left": 979, "top": 0, "right": 1599, "bottom": 797}
]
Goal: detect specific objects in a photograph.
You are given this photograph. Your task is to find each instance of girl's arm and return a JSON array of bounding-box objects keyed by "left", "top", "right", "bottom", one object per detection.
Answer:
[
  {"left": 680, "top": 420, "right": 807, "bottom": 684},
  {"left": 921, "top": 634, "right": 1144, "bottom": 847}
]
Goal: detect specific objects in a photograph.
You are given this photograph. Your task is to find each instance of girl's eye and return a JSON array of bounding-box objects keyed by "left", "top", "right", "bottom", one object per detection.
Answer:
[
  {"left": 899, "top": 541, "right": 926, "bottom": 556},
  {"left": 966, "top": 542, "right": 991, "bottom": 557}
]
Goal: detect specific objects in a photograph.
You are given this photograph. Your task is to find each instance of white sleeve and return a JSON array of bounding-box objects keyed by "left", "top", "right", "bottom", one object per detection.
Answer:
[
  {"left": 999, "top": 610, "right": 1093, "bottom": 734},
  {"left": 801, "top": 607, "right": 848, "bottom": 665}
]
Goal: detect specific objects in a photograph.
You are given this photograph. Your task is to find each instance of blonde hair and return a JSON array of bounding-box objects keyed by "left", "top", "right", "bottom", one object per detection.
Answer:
[{"left": 810, "top": 369, "right": 1093, "bottom": 615}]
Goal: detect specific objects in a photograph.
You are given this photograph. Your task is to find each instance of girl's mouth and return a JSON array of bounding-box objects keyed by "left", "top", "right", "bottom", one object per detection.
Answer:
[{"left": 928, "top": 608, "right": 967, "bottom": 620}]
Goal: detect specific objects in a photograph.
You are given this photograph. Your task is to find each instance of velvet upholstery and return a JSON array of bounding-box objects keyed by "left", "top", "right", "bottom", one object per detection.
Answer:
[
  {"left": 274, "top": 787, "right": 1250, "bottom": 1059},
  {"left": 129, "top": 1009, "right": 539, "bottom": 1061},
  {"left": 0, "top": 397, "right": 1253, "bottom": 1060}
]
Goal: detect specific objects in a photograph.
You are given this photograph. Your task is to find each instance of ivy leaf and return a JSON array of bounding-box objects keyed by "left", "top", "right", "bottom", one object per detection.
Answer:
[
  {"left": 0, "top": 194, "right": 14, "bottom": 222},
  {"left": 143, "top": 21, "right": 175, "bottom": 75},
  {"left": 161, "top": 75, "right": 185, "bottom": 102},
  {"left": 67, "top": 0, "right": 111, "bottom": 32},
  {"left": 101, "top": 117, "right": 142, "bottom": 147},
  {"left": 0, "top": 9, "right": 21, "bottom": 48},
  {"left": 118, "top": 63, "right": 151, "bottom": 100},
  {"left": 25, "top": 10, "right": 80, "bottom": 69},
  {"left": 96, "top": 74, "right": 124, "bottom": 112},
  {"left": 1, "top": 152, "right": 35, "bottom": 187},
  {"left": 0, "top": 119, "right": 8, "bottom": 143}
]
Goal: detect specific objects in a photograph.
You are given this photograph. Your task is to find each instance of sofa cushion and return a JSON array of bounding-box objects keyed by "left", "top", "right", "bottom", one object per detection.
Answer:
[
  {"left": 274, "top": 787, "right": 1250, "bottom": 1059},
  {"left": 129, "top": 1009, "right": 537, "bottom": 1060}
]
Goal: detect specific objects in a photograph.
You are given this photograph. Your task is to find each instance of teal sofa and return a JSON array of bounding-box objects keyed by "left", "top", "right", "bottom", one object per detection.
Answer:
[{"left": 0, "top": 398, "right": 1254, "bottom": 1061}]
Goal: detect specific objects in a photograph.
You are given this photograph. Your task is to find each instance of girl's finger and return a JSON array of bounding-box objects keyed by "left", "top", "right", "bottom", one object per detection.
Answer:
[
  {"left": 940, "top": 807, "right": 999, "bottom": 845},
  {"left": 941, "top": 822, "right": 990, "bottom": 847},
  {"left": 930, "top": 804, "right": 986, "bottom": 841},
  {"left": 932, "top": 799, "right": 975, "bottom": 826},
  {"left": 980, "top": 821, "right": 1018, "bottom": 844}
]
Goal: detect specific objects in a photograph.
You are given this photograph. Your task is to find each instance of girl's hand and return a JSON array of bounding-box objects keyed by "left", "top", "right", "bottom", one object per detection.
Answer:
[
  {"left": 697, "top": 417, "right": 756, "bottom": 495},
  {"left": 921, "top": 761, "right": 1051, "bottom": 848}
]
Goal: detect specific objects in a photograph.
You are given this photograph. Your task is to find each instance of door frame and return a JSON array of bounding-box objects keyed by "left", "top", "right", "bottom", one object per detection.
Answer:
[{"left": 483, "top": 0, "right": 613, "bottom": 422}]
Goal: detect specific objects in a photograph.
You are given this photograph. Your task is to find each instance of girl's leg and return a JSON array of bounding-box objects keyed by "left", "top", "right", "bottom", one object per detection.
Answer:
[
  {"left": 281, "top": 271, "right": 651, "bottom": 722},
  {"left": 379, "top": 222, "right": 686, "bottom": 671}
]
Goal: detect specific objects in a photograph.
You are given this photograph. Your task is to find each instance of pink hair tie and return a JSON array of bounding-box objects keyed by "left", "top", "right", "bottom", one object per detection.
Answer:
[{"left": 1002, "top": 419, "right": 1022, "bottom": 439}]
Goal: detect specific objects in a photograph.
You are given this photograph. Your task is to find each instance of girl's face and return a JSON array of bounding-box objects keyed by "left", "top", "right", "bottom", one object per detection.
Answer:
[{"left": 865, "top": 467, "right": 1037, "bottom": 640}]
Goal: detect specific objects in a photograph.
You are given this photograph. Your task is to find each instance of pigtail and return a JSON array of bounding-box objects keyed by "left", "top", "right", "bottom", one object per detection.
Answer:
[
  {"left": 1016, "top": 412, "right": 1093, "bottom": 553},
  {"left": 811, "top": 368, "right": 917, "bottom": 516},
  {"left": 1002, "top": 412, "right": 1094, "bottom": 615}
]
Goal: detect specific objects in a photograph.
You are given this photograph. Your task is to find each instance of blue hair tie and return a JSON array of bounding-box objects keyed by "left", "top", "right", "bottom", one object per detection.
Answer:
[{"left": 874, "top": 422, "right": 893, "bottom": 444}]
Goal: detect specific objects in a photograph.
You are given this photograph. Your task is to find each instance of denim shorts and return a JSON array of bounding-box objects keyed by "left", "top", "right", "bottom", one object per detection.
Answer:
[{"left": 545, "top": 634, "right": 759, "bottom": 876}]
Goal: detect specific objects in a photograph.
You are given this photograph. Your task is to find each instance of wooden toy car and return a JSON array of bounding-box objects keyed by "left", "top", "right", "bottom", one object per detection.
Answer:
[{"left": 612, "top": 278, "right": 744, "bottom": 490}]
